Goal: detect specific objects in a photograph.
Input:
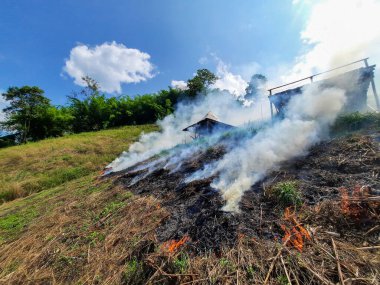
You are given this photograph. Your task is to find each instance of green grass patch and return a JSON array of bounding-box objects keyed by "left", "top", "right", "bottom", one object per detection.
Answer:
[
  {"left": 332, "top": 112, "right": 380, "bottom": 134},
  {"left": 267, "top": 181, "right": 302, "bottom": 208},
  {"left": 173, "top": 253, "right": 189, "bottom": 274},
  {"left": 0, "top": 205, "right": 39, "bottom": 243}
]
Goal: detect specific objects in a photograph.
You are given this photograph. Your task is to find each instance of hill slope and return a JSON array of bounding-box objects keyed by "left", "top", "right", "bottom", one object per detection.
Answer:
[
  {"left": 0, "top": 120, "right": 379, "bottom": 284},
  {"left": 0, "top": 125, "right": 157, "bottom": 244}
]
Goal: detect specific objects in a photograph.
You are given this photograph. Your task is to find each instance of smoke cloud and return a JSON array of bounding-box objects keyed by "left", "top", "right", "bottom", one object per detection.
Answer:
[
  {"left": 107, "top": 89, "right": 271, "bottom": 172},
  {"left": 285, "top": 0, "right": 380, "bottom": 100},
  {"left": 107, "top": 0, "right": 375, "bottom": 212},
  {"left": 208, "top": 85, "right": 346, "bottom": 212}
]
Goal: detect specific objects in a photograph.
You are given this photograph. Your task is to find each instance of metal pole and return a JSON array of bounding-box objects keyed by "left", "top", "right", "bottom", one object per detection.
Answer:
[
  {"left": 269, "top": 90, "right": 274, "bottom": 119},
  {"left": 364, "top": 59, "right": 380, "bottom": 110}
]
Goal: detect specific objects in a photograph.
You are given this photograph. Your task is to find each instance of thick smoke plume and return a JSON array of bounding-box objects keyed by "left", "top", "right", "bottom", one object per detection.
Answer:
[
  {"left": 108, "top": 79, "right": 348, "bottom": 212},
  {"left": 107, "top": 90, "right": 270, "bottom": 172},
  {"left": 192, "top": 85, "right": 346, "bottom": 212}
]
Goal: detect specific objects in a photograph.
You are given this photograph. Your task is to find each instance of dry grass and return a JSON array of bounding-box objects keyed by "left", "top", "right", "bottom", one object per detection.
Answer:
[
  {"left": 0, "top": 125, "right": 157, "bottom": 203},
  {"left": 1, "top": 180, "right": 378, "bottom": 284}
]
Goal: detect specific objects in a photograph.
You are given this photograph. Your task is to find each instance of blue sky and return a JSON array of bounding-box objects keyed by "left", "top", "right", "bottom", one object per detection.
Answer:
[{"left": 0, "top": 0, "right": 313, "bottom": 106}]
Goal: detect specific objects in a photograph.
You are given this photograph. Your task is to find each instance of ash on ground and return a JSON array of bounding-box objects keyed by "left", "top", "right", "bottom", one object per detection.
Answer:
[{"left": 114, "top": 132, "right": 380, "bottom": 253}]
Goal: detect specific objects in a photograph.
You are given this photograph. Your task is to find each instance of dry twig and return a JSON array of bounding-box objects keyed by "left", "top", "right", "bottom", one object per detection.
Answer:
[{"left": 331, "top": 238, "right": 344, "bottom": 285}]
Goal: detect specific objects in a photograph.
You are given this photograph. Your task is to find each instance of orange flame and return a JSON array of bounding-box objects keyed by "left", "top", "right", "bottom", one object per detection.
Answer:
[
  {"left": 162, "top": 236, "right": 190, "bottom": 253},
  {"left": 339, "top": 185, "right": 371, "bottom": 220},
  {"left": 281, "top": 207, "right": 311, "bottom": 252}
]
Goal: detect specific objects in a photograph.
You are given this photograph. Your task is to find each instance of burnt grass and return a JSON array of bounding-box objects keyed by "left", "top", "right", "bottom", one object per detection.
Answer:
[{"left": 115, "top": 131, "right": 380, "bottom": 253}]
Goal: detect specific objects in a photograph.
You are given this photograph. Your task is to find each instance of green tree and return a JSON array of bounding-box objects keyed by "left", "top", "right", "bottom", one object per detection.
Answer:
[
  {"left": 186, "top": 69, "right": 218, "bottom": 97},
  {"left": 1, "top": 86, "right": 51, "bottom": 143},
  {"left": 245, "top": 74, "right": 267, "bottom": 100}
]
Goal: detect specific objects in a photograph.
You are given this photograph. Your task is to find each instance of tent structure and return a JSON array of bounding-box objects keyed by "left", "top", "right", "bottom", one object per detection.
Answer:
[{"left": 182, "top": 112, "right": 235, "bottom": 139}]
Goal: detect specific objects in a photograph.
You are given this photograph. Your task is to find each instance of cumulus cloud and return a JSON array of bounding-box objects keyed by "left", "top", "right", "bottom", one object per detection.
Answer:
[
  {"left": 171, "top": 80, "right": 188, "bottom": 90},
  {"left": 63, "top": 41, "right": 155, "bottom": 93},
  {"left": 212, "top": 59, "right": 248, "bottom": 97}
]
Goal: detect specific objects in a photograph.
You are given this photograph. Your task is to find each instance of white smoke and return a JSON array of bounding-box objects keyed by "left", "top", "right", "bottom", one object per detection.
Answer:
[
  {"left": 107, "top": 90, "right": 271, "bottom": 172},
  {"left": 209, "top": 85, "right": 346, "bottom": 212},
  {"left": 284, "top": 0, "right": 380, "bottom": 108},
  {"left": 212, "top": 60, "right": 248, "bottom": 97}
]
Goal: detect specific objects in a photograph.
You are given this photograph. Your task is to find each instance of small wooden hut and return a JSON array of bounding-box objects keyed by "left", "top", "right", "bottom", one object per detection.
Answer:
[{"left": 182, "top": 112, "right": 235, "bottom": 139}]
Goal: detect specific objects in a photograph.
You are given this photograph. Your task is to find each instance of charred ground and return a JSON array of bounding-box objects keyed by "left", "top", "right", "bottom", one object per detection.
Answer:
[{"left": 115, "top": 131, "right": 380, "bottom": 253}]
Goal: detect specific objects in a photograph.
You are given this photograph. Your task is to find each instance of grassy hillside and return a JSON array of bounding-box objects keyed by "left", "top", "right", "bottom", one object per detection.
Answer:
[
  {"left": 0, "top": 125, "right": 157, "bottom": 203},
  {"left": 0, "top": 125, "right": 157, "bottom": 243},
  {"left": 0, "top": 116, "right": 378, "bottom": 284}
]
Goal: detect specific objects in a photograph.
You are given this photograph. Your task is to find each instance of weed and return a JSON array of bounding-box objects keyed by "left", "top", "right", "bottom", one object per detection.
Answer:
[
  {"left": 0, "top": 207, "right": 39, "bottom": 243},
  {"left": 57, "top": 255, "right": 75, "bottom": 267},
  {"left": 86, "top": 231, "right": 106, "bottom": 246},
  {"left": 100, "top": 201, "right": 125, "bottom": 217},
  {"left": 277, "top": 274, "right": 290, "bottom": 285},
  {"left": 173, "top": 253, "right": 189, "bottom": 273},
  {"left": 246, "top": 264, "right": 255, "bottom": 279},
  {"left": 219, "top": 258, "right": 235, "bottom": 271},
  {"left": 122, "top": 257, "right": 144, "bottom": 284},
  {"left": 268, "top": 181, "right": 302, "bottom": 207}
]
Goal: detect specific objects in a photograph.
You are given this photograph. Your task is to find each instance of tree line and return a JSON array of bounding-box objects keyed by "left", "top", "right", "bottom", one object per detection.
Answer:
[{"left": 0, "top": 69, "right": 219, "bottom": 146}]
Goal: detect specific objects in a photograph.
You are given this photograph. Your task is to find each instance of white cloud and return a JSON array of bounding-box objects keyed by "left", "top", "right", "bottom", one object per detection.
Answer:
[
  {"left": 171, "top": 80, "right": 188, "bottom": 90},
  {"left": 63, "top": 41, "right": 156, "bottom": 93},
  {"left": 212, "top": 59, "right": 248, "bottom": 97},
  {"left": 284, "top": 0, "right": 380, "bottom": 83}
]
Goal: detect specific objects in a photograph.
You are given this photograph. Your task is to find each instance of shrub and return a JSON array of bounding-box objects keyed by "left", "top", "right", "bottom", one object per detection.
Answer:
[{"left": 268, "top": 181, "right": 302, "bottom": 207}]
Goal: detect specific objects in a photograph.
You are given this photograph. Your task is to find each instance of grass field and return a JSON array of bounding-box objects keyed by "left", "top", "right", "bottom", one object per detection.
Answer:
[
  {"left": 0, "top": 125, "right": 157, "bottom": 203},
  {"left": 0, "top": 125, "right": 157, "bottom": 244}
]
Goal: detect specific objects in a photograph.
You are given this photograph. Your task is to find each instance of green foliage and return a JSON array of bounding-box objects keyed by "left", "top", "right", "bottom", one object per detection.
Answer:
[
  {"left": 186, "top": 69, "right": 218, "bottom": 97},
  {"left": 332, "top": 112, "right": 380, "bottom": 134},
  {"left": 86, "top": 231, "right": 106, "bottom": 246},
  {"left": 245, "top": 264, "right": 256, "bottom": 280},
  {"left": 269, "top": 181, "right": 302, "bottom": 207},
  {"left": 173, "top": 253, "right": 189, "bottom": 273},
  {"left": 1, "top": 86, "right": 51, "bottom": 142},
  {"left": 277, "top": 275, "right": 290, "bottom": 285},
  {"left": 67, "top": 79, "right": 181, "bottom": 133},
  {"left": 0, "top": 69, "right": 215, "bottom": 147},
  {"left": 122, "top": 257, "right": 146, "bottom": 285}
]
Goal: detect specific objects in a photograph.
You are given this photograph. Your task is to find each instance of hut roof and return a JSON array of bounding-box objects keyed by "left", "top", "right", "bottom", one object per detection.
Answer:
[
  {"left": 202, "top": 111, "right": 219, "bottom": 121},
  {"left": 182, "top": 112, "right": 235, "bottom": 132}
]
